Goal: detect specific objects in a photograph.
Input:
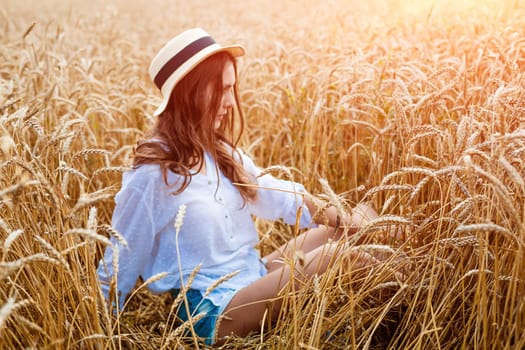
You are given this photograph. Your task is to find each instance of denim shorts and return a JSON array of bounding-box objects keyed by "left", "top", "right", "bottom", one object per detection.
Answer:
[{"left": 170, "top": 288, "right": 235, "bottom": 345}]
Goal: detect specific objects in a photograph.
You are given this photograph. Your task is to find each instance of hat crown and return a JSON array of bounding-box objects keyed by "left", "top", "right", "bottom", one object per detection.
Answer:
[
  {"left": 148, "top": 28, "right": 245, "bottom": 117},
  {"left": 149, "top": 28, "right": 211, "bottom": 81}
]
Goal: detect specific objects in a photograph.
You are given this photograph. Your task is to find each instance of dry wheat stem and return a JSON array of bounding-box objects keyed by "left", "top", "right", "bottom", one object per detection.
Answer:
[
  {"left": 0, "top": 297, "right": 32, "bottom": 331},
  {"left": 64, "top": 228, "right": 112, "bottom": 246},
  {"left": 455, "top": 223, "right": 524, "bottom": 248},
  {"left": 2, "top": 229, "right": 24, "bottom": 258},
  {"left": 3, "top": 1, "right": 525, "bottom": 348}
]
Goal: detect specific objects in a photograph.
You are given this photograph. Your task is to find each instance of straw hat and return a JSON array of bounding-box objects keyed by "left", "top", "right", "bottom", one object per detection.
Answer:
[{"left": 149, "top": 28, "right": 245, "bottom": 116}]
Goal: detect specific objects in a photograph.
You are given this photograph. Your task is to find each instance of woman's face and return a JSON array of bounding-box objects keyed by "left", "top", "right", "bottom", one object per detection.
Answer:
[{"left": 213, "top": 59, "right": 236, "bottom": 130}]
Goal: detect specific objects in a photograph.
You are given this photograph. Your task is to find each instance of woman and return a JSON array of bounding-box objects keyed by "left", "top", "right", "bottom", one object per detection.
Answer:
[{"left": 97, "top": 28, "right": 384, "bottom": 345}]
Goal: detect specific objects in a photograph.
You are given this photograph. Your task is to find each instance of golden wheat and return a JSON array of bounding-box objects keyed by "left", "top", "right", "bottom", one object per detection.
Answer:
[{"left": 1, "top": 0, "right": 525, "bottom": 348}]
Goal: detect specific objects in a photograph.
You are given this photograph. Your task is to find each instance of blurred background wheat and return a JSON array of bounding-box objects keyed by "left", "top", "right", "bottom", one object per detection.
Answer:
[{"left": 1, "top": 0, "right": 524, "bottom": 349}]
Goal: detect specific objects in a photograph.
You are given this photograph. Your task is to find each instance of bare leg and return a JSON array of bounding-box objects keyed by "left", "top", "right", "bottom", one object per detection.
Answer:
[
  {"left": 350, "top": 203, "right": 405, "bottom": 244},
  {"left": 263, "top": 225, "right": 336, "bottom": 273},
  {"left": 262, "top": 204, "right": 380, "bottom": 273},
  {"left": 216, "top": 242, "right": 374, "bottom": 341},
  {"left": 216, "top": 203, "right": 401, "bottom": 342},
  {"left": 351, "top": 202, "right": 380, "bottom": 226}
]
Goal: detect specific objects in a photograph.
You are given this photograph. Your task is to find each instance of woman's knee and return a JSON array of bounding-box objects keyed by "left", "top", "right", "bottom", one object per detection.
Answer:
[
  {"left": 304, "top": 242, "right": 382, "bottom": 278},
  {"left": 303, "top": 242, "right": 341, "bottom": 276}
]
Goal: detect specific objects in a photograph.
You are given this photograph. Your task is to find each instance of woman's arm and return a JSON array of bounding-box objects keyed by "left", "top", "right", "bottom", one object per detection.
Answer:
[
  {"left": 97, "top": 184, "right": 156, "bottom": 310},
  {"left": 303, "top": 195, "right": 379, "bottom": 235},
  {"left": 237, "top": 148, "right": 379, "bottom": 232}
]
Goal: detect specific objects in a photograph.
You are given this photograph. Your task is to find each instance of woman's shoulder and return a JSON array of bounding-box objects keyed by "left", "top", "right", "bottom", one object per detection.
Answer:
[
  {"left": 121, "top": 163, "right": 188, "bottom": 194},
  {"left": 120, "top": 164, "right": 163, "bottom": 191},
  {"left": 232, "top": 147, "right": 259, "bottom": 172},
  {"left": 125, "top": 163, "right": 161, "bottom": 176},
  {"left": 225, "top": 144, "right": 249, "bottom": 162}
]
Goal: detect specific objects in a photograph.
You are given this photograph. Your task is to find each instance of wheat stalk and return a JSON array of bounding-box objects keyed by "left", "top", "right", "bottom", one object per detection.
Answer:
[
  {"left": 364, "top": 184, "right": 413, "bottom": 199},
  {"left": 498, "top": 154, "right": 525, "bottom": 190},
  {"left": 455, "top": 223, "right": 524, "bottom": 247},
  {"left": 0, "top": 180, "right": 40, "bottom": 198},
  {"left": 70, "top": 186, "right": 117, "bottom": 213},
  {"left": 57, "top": 162, "right": 89, "bottom": 181},
  {"left": 203, "top": 270, "right": 241, "bottom": 298},
  {"left": 98, "top": 224, "right": 128, "bottom": 247},
  {"left": 380, "top": 167, "right": 436, "bottom": 186},
  {"left": 1, "top": 254, "right": 61, "bottom": 279},
  {"left": 464, "top": 155, "right": 524, "bottom": 231},
  {"left": 64, "top": 228, "right": 112, "bottom": 246},
  {"left": 0, "top": 297, "right": 32, "bottom": 331},
  {"left": 34, "top": 235, "right": 72, "bottom": 274},
  {"left": 3, "top": 1, "right": 525, "bottom": 348},
  {"left": 2, "top": 229, "right": 24, "bottom": 258}
]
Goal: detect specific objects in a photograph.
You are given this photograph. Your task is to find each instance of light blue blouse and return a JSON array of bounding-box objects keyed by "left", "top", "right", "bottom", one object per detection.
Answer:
[{"left": 97, "top": 148, "right": 314, "bottom": 309}]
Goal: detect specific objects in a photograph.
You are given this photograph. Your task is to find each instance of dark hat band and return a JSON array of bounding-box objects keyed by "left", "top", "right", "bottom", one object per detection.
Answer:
[{"left": 153, "top": 36, "right": 216, "bottom": 89}]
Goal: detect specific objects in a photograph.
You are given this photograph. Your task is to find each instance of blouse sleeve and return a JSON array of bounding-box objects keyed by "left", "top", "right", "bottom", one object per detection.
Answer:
[
  {"left": 239, "top": 150, "right": 315, "bottom": 229},
  {"left": 96, "top": 183, "right": 156, "bottom": 309}
]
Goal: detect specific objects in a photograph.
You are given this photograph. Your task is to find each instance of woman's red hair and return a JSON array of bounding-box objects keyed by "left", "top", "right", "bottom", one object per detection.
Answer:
[{"left": 134, "top": 52, "right": 257, "bottom": 202}]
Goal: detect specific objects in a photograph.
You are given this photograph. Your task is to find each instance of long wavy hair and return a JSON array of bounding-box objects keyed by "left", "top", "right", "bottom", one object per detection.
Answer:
[{"left": 134, "top": 51, "right": 257, "bottom": 202}]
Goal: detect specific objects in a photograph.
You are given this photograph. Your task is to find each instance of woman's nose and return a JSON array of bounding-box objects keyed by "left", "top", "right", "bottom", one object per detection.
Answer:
[{"left": 223, "top": 90, "right": 234, "bottom": 108}]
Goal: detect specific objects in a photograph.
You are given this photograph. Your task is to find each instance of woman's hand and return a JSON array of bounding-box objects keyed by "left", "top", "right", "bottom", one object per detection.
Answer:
[
  {"left": 348, "top": 202, "right": 379, "bottom": 228},
  {"left": 304, "top": 195, "right": 379, "bottom": 236},
  {"left": 331, "top": 202, "right": 378, "bottom": 237}
]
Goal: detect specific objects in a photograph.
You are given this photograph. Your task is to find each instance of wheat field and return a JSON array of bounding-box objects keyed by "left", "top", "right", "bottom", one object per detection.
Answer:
[{"left": 1, "top": 0, "right": 524, "bottom": 349}]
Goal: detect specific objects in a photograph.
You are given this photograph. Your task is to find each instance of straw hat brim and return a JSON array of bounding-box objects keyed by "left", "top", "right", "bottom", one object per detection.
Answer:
[{"left": 152, "top": 44, "right": 245, "bottom": 117}]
